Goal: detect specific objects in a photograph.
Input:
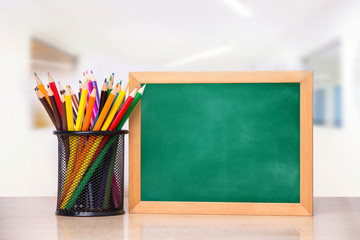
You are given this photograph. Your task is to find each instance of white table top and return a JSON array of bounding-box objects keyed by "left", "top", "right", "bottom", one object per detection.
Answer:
[{"left": 0, "top": 197, "right": 359, "bottom": 240}]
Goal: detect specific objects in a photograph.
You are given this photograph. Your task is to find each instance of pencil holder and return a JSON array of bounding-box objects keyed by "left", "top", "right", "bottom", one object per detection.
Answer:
[{"left": 53, "top": 130, "right": 128, "bottom": 217}]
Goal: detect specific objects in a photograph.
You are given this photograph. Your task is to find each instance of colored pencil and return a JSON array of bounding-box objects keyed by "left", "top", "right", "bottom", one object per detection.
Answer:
[
  {"left": 109, "top": 82, "right": 120, "bottom": 110},
  {"left": 111, "top": 175, "right": 122, "bottom": 208},
  {"left": 48, "top": 72, "right": 62, "bottom": 116},
  {"left": 59, "top": 87, "right": 76, "bottom": 206},
  {"left": 115, "top": 84, "right": 146, "bottom": 130},
  {"left": 82, "top": 88, "right": 96, "bottom": 131},
  {"left": 93, "top": 90, "right": 116, "bottom": 131},
  {"left": 60, "top": 91, "right": 117, "bottom": 208},
  {"left": 102, "top": 80, "right": 130, "bottom": 130},
  {"left": 101, "top": 88, "right": 137, "bottom": 208},
  {"left": 58, "top": 82, "right": 65, "bottom": 95},
  {"left": 47, "top": 86, "right": 62, "bottom": 130},
  {"left": 89, "top": 80, "right": 98, "bottom": 123},
  {"left": 93, "top": 79, "right": 107, "bottom": 127},
  {"left": 68, "top": 86, "right": 79, "bottom": 112},
  {"left": 35, "top": 88, "right": 56, "bottom": 127},
  {"left": 34, "top": 72, "right": 51, "bottom": 106},
  {"left": 34, "top": 71, "right": 148, "bottom": 211},
  {"left": 99, "top": 79, "right": 108, "bottom": 114},
  {"left": 90, "top": 70, "right": 100, "bottom": 108},
  {"left": 87, "top": 78, "right": 93, "bottom": 101},
  {"left": 67, "top": 86, "right": 77, "bottom": 122},
  {"left": 79, "top": 80, "right": 83, "bottom": 101},
  {"left": 60, "top": 88, "right": 97, "bottom": 206},
  {"left": 85, "top": 70, "right": 91, "bottom": 82},
  {"left": 107, "top": 75, "right": 113, "bottom": 97},
  {"left": 65, "top": 87, "right": 74, "bottom": 131},
  {"left": 102, "top": 138, "right": 119, "bottom": 208},
  {"left": 60, "top": 95, "right": 67, "bottom": 131},
  {"left": 66, "top": 85, "right": 145, "bottom": 209},
  {"left": 74, "top": 82, "right": 88, "bottom": 131},
  {"left": 109, "top": 88, "right": 137, "bottom": 130},
  {"left": 59, "top": 83, "right": 77, "bottom": 123}
]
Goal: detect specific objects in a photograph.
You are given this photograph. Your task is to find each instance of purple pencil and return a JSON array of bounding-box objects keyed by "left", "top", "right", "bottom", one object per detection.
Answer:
[{"left": 90, "top": 70, "right": 100, "bottom": 109}]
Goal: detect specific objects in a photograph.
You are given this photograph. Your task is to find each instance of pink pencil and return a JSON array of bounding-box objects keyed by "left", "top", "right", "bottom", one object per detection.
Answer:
[{"left": 86, "top": 70, "right": 97, "bottom": 126}]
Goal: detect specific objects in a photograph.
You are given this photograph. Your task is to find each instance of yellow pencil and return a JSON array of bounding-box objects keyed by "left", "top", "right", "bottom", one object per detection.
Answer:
[
  {"left": 101, "top": 80, "right": 129, "bottom": 130},
  {"left": 65, "top": 86, "right": 74, "bottom": 131},
  {"left": 74, "top": 82, "right": 88, "bottom": 131}
]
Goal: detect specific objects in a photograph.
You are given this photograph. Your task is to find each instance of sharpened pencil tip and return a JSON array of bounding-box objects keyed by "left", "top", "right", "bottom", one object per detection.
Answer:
[
  {"left": 34, "top": 72, "right": 37, "bottom": 76},
  {"left": 83, "top": 72, "right": 85, "bottom": 76},
  {"left": 91, "top": 70, "right": 93, "bottom": 74},
  {"left": 112, "top": 73, "right": 114, "bottom": 75},
  {"left": 86, "top": 70, "right": 89, "bottom": 74},
  {"left": 79, "top": 80, "right": 82, "bottom": 83}
]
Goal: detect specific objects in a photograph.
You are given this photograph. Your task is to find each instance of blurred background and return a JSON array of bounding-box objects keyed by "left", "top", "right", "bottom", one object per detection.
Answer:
[{"left": 1, "top": 0, "right": 360, "bottom": 197}]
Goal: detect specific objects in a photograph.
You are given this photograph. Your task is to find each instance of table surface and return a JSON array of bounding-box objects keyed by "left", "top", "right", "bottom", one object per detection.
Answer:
[{"left": 0, "top": 197, "right": 359, "bottom": 240}]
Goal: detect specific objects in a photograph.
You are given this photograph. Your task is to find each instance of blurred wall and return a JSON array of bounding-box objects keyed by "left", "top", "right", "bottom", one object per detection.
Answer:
[{"left": 253, "top": 0, "right": 360, "bottom": 196}]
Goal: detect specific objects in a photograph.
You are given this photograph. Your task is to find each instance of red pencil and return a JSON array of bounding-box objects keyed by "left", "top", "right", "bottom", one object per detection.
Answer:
[
  {"left": 48, "top": 72, "right": 62, "bottom": 117},
  {"left": 108, "top": 88, "right": 137, "bottom": 131}
]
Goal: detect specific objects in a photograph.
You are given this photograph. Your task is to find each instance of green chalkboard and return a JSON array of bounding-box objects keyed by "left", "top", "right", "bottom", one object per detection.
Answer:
[{"left": 141, "top": 83, "right": 300, "bottom": 203}]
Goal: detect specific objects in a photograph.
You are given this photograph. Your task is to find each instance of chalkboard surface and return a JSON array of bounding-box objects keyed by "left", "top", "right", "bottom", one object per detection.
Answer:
[{"left": 141, "top": 83, "right": 300, "bottom": 203}]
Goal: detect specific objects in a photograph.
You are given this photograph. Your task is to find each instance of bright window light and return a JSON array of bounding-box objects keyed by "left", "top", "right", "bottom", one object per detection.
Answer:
[
  {"left": 165, "top": 45, "right": 234, "bottom": 67},
  {"left": 221, "top": 0, "right": 253, "bottom": 18}
]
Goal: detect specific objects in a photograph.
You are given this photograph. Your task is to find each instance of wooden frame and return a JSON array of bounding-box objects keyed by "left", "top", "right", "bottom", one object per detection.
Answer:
[{"left": 129, "top": 71, "right": 313, "bottom": 216}]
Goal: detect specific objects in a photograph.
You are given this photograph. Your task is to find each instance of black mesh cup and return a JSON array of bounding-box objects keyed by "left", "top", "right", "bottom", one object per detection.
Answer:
[{"left": 53, "top": 130, "right": 128, "bottom": 217}]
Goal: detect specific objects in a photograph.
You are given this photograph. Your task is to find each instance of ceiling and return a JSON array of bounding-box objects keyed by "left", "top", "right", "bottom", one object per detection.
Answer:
[{"left": 1, "top": 0, "right": 343, "bottom": 67}]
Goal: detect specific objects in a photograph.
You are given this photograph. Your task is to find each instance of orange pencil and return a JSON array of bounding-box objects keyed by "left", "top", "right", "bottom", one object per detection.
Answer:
[
  {"left": 34, "top": 72, "right": 51, "bottom": 105},
  {"left": 82, "top": 88, "right": 96, "bottom": 131},
  {"left": 92, "top": 90, "right": 116, "bottom": 131}
]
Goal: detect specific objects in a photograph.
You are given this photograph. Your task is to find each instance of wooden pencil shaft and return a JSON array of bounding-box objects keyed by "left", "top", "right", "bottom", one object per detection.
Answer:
[
  {"left": 82, "top": 89, "right": 96, "bottom": 131},
  {"left": 39, "top": 97, "right": 56, "bottom": 127},
  {"left": 65, "top": 92, "right": 74, "bottom": 131},
  {"left": 109, "top": 94, "right": 135, "bottom": 130},
  {"left": 49, "top": 95, "right": 62, "bottom": 130},
  {"left": 99, "top": 90, "right": 107, "bottom": 113},
  {"left": 93, "top": 81, "right": 100, "bottom": 107},
  {"left": 61, "top": 101, "right": 67, "bottom": 131},
  {"left": 75, "top": 88, "right": 88, "bottom": 131},
  {"left": 49, "top": 81, "right": 62, "bottom": 117},
  {"left": 115, "top": 92, "right": 142, "bottom": 130},
  {"left": 93, "top": 91, "right": 116, "bottom": 131},
  {"left": 71, "top": 95, "right": 79, "bottom": 111},
  {"left": 35, "top": 73, "right": 51, "bottom": 105}
]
